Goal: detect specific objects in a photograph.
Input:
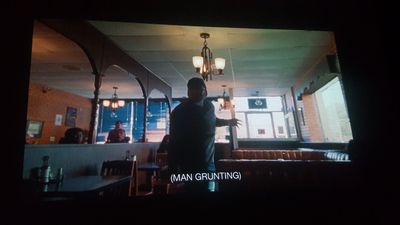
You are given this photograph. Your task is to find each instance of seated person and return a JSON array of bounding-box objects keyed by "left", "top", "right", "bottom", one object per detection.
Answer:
[
  {"left": 106, "top": 120, "right": 130, "bottom": 143},
  {"left": 25, "top": 132, "right": 37, "bottom": 144},
  {"left": 59, "top": 127, "right": 85, "bottom": 144}
]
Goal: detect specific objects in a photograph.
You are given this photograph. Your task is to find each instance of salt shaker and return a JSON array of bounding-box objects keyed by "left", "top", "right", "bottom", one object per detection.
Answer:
[
  {"left": 56, "top": 168, "right": 63, "bottom": 183},
  {"left": 40, "top": 156, "right": 51, "bottom": 184}
]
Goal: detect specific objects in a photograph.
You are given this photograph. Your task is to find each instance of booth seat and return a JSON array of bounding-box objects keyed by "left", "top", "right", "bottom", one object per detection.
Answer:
[
  {"left": 216, "top": 159, "right": 355, "bottom": 192},
  {"left": 231, "top": 149, "right": 349, "bottom": 161},
  {"left": 216, "top": 149, "right": 353, "bottom": 192}
]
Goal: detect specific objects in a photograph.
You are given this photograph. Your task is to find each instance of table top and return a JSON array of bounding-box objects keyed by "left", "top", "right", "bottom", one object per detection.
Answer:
[
  {"left": 41, "top": 175, "right": 130, "bottom": 193},
  {"left": 138, "top": 162, "right": 160, "bottom": 171}
]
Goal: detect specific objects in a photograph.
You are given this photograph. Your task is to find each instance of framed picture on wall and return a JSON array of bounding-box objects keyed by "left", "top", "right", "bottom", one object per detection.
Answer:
[
  {"left": 26, "top": 120, "right": 44, "bottom": 138},
  {"left": 65, "top": 106, "right": 77, "bottom": 127},
  {"left": 55, "top": 114, "right": 63, "bottom": 126}
]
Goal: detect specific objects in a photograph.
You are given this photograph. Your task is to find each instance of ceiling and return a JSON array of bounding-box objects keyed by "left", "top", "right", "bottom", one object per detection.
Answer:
[{"left": 30, "top": 20, "right": 335, "bottom": 99}]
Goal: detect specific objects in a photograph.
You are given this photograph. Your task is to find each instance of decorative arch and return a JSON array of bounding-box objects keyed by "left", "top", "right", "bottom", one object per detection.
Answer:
[{"left": 40, "top": 19, "right": 172, "bottom": 143}]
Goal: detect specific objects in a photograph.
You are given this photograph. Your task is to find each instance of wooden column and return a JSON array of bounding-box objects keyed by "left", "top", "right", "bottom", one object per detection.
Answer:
[
  {"left": 88, "top": 72, "right": 102, "bottom": 144},
  {"left": 142, "top": 96, "right": 148, "bottom": 142}
]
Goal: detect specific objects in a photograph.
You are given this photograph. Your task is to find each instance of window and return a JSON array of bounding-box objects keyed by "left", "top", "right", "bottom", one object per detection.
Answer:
[
  {"left": 247, "top": 113, "right": 274, "bottom": 138},
  {"left": 97, "top": 101, "right": 134, "bottom": 143},
  {"left": 314, "top": 77, "right": 353, "bottom": 142},
  {"left": 97, "top": 99, "right": 181, "bottom": 143},
  {"left": 146, "top": 100, "right": 170, "bottom": 142},
  {"left": 234, "top": 96, "right": 289, "bottom": 139}
]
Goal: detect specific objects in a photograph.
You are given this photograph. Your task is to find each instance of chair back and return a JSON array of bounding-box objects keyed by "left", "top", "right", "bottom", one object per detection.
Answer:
[
  {"left": 152, "top": 153, "right": 172, "bottom": 194},
  {"left": 101, "top": 160, "right": 134, "bottom": 176},
  {"left": 155, "top": 153, "right": 168, "bottom": 169},
  {"left": 100, "top": 159, "right": 138, "bottom": 196}
]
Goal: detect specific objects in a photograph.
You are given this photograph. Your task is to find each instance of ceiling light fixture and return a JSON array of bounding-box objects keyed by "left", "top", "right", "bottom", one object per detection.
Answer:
[
  {"left": 103, "top": 86, "right": 125, "bottom": 115},
  {"left": 192, "top": 33, "right": 225, "bottom": 81}
]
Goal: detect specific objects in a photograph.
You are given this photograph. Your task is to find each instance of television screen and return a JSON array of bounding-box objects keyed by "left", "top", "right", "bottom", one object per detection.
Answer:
[
  {"left": 13, "top": 1, "right": 394, "bottom": 223},
  {"left": 22, "top": 18, "right": 358, "bottom": 202}
]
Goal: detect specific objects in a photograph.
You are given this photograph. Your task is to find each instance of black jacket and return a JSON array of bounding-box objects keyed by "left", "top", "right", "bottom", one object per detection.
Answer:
[{"left": 168, "top": 100, "right": 228, "bottom": 174}]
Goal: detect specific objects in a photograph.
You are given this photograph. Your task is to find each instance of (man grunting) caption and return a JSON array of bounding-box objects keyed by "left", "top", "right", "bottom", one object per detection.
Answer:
[{"left": 170, "top": 171, "right": 241, "bottom": 183}]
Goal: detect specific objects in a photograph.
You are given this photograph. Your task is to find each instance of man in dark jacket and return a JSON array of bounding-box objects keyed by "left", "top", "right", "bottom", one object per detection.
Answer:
[{"left": 168, "top": 77, "right": 240, "bottom": 192}]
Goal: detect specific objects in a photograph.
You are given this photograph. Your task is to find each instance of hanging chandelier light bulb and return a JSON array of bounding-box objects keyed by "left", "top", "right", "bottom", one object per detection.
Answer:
[
  {"left": 103, "top": 87, "right": 125, "bottom": 114},
  {"left": 192, "top": 33, "right": 225, "bottom": 81}
]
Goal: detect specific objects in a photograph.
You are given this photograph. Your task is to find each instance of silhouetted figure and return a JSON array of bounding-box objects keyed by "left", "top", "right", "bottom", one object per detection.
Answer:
[
  {"left": 25, "top": 132, "right": 37, "bottom": 144},
  {"left": 168, "top": 77, "right": 240, "bottom": 192},
  {"left": 59, "top": 127, "right": 85, "bottom": 144}
]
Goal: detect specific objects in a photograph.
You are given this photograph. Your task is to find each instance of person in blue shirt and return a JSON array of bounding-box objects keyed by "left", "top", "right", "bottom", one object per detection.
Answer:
[{"left": 168, "top": 77, "right": 240, "bottom": 192}]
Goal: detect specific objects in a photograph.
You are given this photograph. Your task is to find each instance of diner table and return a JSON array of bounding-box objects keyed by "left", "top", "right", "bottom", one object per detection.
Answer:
[
  {"left": 138, "top": 162, "right": 160, "bottom": 175},
  {"left": 36, "top": 175, "right": 131, "bottom": 199},
  {"left": 137, "top": 162, "right": 161, "bottom": 194}
]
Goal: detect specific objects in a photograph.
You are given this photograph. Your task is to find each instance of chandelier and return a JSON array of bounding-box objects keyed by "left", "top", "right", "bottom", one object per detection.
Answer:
[
  {"left": 192, "top": 33, "right": 225, "bottom": 81},
  {"left": 102, "top": 87, "right": 125, "bottom": 114}
]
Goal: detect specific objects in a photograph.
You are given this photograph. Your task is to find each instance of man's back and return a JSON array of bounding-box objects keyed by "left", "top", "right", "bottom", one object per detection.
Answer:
[{"left": 168, "top": 100, "right": 216, "bottom": 174}]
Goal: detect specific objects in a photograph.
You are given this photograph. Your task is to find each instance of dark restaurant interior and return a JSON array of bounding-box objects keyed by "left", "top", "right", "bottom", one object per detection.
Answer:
[{"left": 8, "top": 0, "right": 396, "bottom": 224}]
